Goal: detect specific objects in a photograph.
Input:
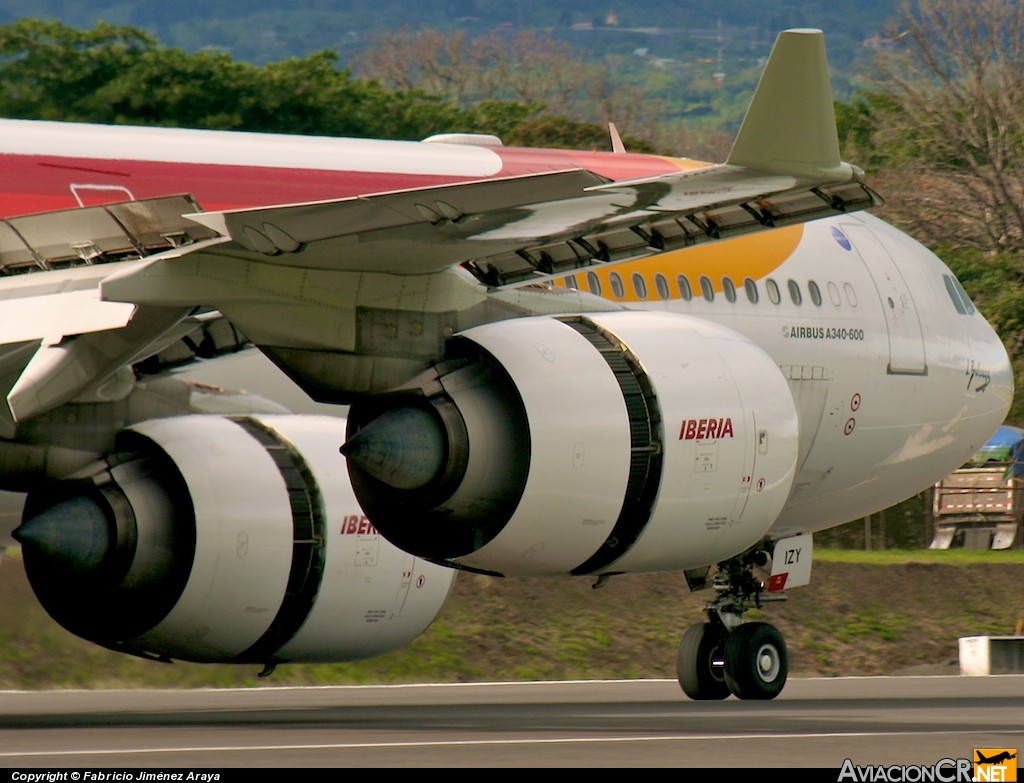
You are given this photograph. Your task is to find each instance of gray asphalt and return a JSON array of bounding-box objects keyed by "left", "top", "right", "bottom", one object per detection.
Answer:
[{"left": 1, "top": 676, "right": 1021, "bottom": 768}]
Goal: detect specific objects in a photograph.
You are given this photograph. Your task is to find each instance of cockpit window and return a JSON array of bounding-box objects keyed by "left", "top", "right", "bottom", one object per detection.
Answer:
[
  {"left": 954, "top": 277, "right": 976, "bottom": 314},
  {"left": 944, "top": 274, "right": 975, "bottom": 315},
  {"left": 943, "top": 275, "right": 965, "bottom": 314}
]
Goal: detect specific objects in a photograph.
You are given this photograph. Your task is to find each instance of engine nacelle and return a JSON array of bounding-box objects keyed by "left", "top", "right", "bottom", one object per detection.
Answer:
[
  {"left": 345, "top": 312, "right": 800, "bottom": 576},
  {"left": 16, "top": 414, "right": 456, "bottom": 664}
]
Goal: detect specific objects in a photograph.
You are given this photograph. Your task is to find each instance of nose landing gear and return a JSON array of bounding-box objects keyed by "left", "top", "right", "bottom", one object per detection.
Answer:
[{"left": 676, "top": 548, "right": 789, "bottom": 700}]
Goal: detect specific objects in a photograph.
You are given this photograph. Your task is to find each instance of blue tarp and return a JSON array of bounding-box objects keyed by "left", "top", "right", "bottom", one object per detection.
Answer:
[{"left": 968, "top": 425, "right": 1024, "bottom": 476}]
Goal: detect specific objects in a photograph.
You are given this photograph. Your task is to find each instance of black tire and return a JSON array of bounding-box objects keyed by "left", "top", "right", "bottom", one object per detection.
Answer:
[
  {"left": 723, "top": 622, "right": 788, "bottom": 700},
  {"left": 676, "top": 622, "right": 730, "bottom": 700}
]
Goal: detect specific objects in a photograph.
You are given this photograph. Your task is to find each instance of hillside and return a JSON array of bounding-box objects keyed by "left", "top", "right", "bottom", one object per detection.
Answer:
[
  {"left": 0, "top": 1, "right": 901, "bottom": 65},
  {"left": 1, "top": 550, "right": 1021, "bottom": 690},
  {"left": 0, "top": 0, "right": 902, "bottom": 114}
]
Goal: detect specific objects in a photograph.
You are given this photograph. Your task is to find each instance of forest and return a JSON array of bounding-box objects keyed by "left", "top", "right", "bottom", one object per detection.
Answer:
[{"left": 0, "top": 0, "right": 903, "bottom": 69}]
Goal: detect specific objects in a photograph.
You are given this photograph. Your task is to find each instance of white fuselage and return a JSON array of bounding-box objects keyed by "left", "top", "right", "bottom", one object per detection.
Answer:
[{"left": 597, "top": 213, "right": 1012, "bottom": 536}]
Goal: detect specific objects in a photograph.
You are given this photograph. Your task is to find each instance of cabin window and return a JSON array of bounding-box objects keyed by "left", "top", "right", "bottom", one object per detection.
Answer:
[
  {"left": 744, "top": 278, "right": 759, "bottom": 303},
  {"left": 827, "top": 282, "right": 841, "bottom": 306},
  {"left": 723, "top": 277, "right": 737, "bottom": 303},
  {"left": 565, "top": 274, "right": 579, "bottom": 291},
  {"left": 633, "top": 273, "right": 648, "bottom": 300},
  {"left": 788, "top": 279, "right": 803, "bottom": 305},
  {"left": 677, "top": 274, "right": 693, "bottom": 301},
  {"left": 808, "top": 280, "right": 823, "bottom": 306},
  {"left": 766, "top": 278, "right": 781, "bottom": 304},
  {"left": 844, "top": 283, "right": 858, "bottom": 307},
  {"left": 699, "top": 275, "right": 714, "bottom": 301},
  {"left": 655, "top": 273, "right": 670, "bottom": 300},
  {"left": 587, "top": 271, "right": 602, "bottom": 296},
  {"left": 610, "top": 272, "right": 625, "bottom": 299}
]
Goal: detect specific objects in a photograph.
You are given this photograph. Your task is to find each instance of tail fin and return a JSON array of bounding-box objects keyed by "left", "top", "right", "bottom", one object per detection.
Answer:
[{"left": 727, "top": 29, "right": 852, "bottom": 181}]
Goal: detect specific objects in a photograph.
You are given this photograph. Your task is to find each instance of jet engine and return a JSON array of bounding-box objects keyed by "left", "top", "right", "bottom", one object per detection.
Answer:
[
  {"left": 344, "top": 311, "right": 801, "bottom": 577},
  {"left": 15, "top": 414, "right": 456, "bottom": 664}
]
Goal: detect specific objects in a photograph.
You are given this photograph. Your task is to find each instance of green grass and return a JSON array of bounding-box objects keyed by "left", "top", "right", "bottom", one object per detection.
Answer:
[
  {"left": 814, "top": 548, "right": 1024, "bottom": 565},
  {"left": 2, "top": 547, "right": 1022, "bottom": 688},
  {"left": 832, "top": 613, "right": 908, "bottom": 643}
]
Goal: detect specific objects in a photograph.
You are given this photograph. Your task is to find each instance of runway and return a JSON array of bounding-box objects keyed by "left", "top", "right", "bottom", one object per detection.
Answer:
[{"left": 1, "top": 676, "right": 1021, "bottom": 768}]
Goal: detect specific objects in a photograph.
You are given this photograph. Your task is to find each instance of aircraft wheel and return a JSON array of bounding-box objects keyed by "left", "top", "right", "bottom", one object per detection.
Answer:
[
  {"left": 676, "top": 622, "right": 730, "bottom": 700},
  {"left": 723, "top": 622, "right": 787, "bottom": 700}
]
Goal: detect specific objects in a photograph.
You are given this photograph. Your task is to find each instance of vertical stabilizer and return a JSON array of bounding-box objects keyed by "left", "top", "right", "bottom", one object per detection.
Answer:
[{"left": 727, "top": 29, "right": 849, "bottom": 181}]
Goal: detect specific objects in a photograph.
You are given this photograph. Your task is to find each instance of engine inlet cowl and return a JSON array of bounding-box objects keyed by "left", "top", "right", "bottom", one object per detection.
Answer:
[{"left": 345, "top": 311, "right": 799, "bottom": 577}]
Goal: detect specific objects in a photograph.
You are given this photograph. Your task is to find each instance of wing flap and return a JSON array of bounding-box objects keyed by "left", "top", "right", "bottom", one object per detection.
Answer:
[
  {"left": 3, "top": 304, "right": 193, "bottom": 431},
  {"left": 0, "top": 196, "right": 231, "bottom": 432},
  {"left": 0, "top": 195, "right": 218, "bottom": 272}
]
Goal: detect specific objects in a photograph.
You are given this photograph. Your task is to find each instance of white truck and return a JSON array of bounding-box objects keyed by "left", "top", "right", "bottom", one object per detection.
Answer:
[{"left": 930, "top": 425, "right": 1024, "bottom": 549}]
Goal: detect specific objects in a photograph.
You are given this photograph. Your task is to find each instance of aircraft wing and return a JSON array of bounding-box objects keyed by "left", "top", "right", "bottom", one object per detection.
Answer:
[
  {"left": 104, "top": 29, "right": 880, "bottom": 296},
  {"left": 172, "top": 163, "right": 878, "bottom": 289},
  {"left": 0, "top": 195, "right": 227, "bottom": 435}
]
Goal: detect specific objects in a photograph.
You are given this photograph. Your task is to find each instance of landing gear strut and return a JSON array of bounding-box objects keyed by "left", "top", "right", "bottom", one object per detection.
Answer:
[{"left": 676, "top": 547, "right": 788, "bottom": 700}]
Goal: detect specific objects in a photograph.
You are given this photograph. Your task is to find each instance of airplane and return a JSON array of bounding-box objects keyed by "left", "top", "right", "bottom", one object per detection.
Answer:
[
  {"left": 976, "top": 751, "right": 1017, "bottom": 765},
  {"left": 0, "top": 28, "right": 1013, "bottom": 699}
]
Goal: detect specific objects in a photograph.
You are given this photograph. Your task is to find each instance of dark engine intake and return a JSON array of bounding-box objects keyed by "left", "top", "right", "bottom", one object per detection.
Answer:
[
  {"left": 16, "top": 414, "right": 455, "bottom": 664},
  {"left": 344, "top": 311, "right": 801, "bottom": 577}
]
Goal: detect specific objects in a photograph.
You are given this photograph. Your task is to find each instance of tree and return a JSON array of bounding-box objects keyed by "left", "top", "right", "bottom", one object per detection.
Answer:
[
  {"left": 0, "top": 19, "right": 155, "bottom": 122},
  {"left": 353, "top": 27, "right": 672, "bottom": 150},
  {"left": 856, "top": 0, "right": 1024, "bottom": 256},
  {"left": 0, "top": 19, "right": 479, "bottom": 140},
  {"left": 501, "top": 115, "right": 656, "bottom": 153},
  {"left": 356, "top": 28, "right": 592, "bottom": 111}
]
